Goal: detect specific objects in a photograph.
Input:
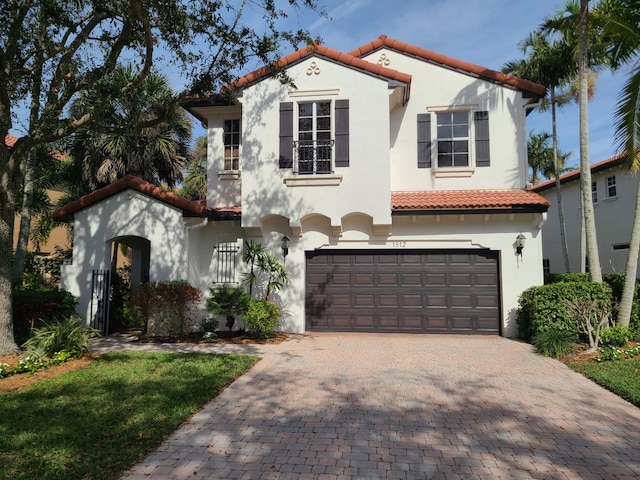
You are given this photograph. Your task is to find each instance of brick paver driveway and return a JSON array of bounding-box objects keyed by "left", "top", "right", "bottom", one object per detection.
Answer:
[{"left": 93, "top": 333, "right": 640, "bottom": 479}]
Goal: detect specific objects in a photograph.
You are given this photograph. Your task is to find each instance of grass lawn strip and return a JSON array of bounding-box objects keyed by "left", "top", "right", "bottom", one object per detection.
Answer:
[
  {"left": 0, "top": 351, "right": 259, "bottom": 480},
  {"left": 569, "top": 358, "right": 640, "bottom": 407}
]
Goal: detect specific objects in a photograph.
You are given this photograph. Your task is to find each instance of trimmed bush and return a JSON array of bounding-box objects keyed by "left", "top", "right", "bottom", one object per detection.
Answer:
[
  {"left": 130, "top": 281, "right": 202, "bottom": 339},
  {"left": 600, "top": 324, "right": 631, "bottom": 347},
  {"left": 544, "top": 272, "right": 590, "bottom": 284},
  {"left": 517, "top": 281, "right": 612, "bottom": 341},
  {"left": 243, "top": 300, "right": 280, "bottom": 339}
]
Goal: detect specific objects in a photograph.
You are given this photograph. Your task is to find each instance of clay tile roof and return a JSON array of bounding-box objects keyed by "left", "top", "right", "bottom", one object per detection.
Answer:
[
  {"left": 5, "top": 135, "right": 18, "bottom": 147},
  {"left": 227, "top": 43, "right": 412, "bottom": 95},
  {"left": 532, "top": 151, "right": 628, "bottom": 193},
  {"left": 392, "top": 190, "right": 549, "bottom": 212},
  {"left": 349, "top": 35, "right": 545, "bottom": 96},
  {"left": 52, "top": 175, "right": 206, "bottom": 221}
]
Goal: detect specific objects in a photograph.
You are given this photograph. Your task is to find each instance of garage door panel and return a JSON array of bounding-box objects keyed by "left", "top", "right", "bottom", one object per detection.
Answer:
[{"left": 306, "top": 250, "right": 500, "bottom": 334}]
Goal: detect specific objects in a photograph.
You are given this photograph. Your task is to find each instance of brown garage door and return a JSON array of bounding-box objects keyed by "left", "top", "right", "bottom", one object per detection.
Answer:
[{"left": 305, "top": 250, "right": 500, "bottom": 334}]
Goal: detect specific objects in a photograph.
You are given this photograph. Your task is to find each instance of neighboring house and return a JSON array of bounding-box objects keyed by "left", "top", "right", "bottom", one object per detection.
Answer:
[
  {"left": 53, "top": 35, "right": 549, "bottom": 337},
  {"left": 6, "top": 134, "right": 69, "bottom": 260},
  {"left": 533, "top": 153, "right": 638, "bottom": 276}
]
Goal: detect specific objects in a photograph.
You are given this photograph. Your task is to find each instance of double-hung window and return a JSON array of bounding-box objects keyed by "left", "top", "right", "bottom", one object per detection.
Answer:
[
  {"left": 592, "top": 181, "right": 598, "bottom": 203},
  {"left": 296, "top": 101, "right": 333, "bottom": 174},
  {"left": 606, "top": 175, "right": 617, "bottom": 198},
  {"left": 223, "top": 120, "right": 240, "bottom": 171},
  {"left": 417, "top": 109, "right": 490, "bottom": 171},
  {"left": 436, "top": 111, "right": 470, "bottom": 168}
]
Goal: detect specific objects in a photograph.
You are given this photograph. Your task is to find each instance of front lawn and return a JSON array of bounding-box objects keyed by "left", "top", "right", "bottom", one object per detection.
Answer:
[
  {"left": 0, "top": 351, "right": 258, "bottom": 480},
  {"left": 569, "top": 358, "right": 640, "bottom": 407}
]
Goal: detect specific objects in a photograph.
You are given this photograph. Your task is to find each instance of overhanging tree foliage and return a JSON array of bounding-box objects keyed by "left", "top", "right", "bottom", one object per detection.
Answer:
[{"left": 0, "top": 0, "right": 322, "bottom": 354}]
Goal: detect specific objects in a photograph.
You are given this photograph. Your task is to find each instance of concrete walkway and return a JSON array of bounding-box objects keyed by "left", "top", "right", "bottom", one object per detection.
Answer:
[{"left": 92, "top": 333, "right": 640, "bottom": 479}]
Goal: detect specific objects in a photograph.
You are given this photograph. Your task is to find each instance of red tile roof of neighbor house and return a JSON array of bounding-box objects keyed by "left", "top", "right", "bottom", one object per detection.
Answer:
[
  {"left": 532, "top": 151, "right": 629, "bottom": 193},
  {"left": 52, "top": 175, "right": 207, "bottom": 221},
  {"left": 349, "top": 35, "right": 545, "bottom": 96},
  {"left": 392, "top": 190, "right": 549, "bottom": 212},
  {"left": 224, "top": 42, "right": 413, "bottom": 95}
]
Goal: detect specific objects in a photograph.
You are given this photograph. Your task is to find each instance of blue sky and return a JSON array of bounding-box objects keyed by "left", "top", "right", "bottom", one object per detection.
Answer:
[{"left": 200, "top": 0, "right": 626, "bottom": 169}]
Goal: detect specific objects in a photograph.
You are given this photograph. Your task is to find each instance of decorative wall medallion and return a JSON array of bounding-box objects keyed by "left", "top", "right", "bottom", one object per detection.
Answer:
[
  {"left": 377, "top": 53, "right": 391, "bottom": 66},
  {"left": 306, "top": 61, "right": 321, "bottom": 75}
]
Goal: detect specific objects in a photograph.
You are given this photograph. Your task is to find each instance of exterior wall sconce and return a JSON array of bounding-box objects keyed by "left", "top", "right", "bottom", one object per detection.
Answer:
[
  {"left": 516, "top": 233, "right": 526, "bottom": 256},
  {"left": 281, "top": 235, "right": 290, "bottom": 260}
]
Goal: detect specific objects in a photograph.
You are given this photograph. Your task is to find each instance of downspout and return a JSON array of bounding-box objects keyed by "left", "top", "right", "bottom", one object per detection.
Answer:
[{"left": 536, "top": 211, "right": 547, "bottom": 230}]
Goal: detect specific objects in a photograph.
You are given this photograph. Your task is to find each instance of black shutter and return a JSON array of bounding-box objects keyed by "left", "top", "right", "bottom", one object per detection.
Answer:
[
  {"left": 334, "top": 99, "right": 350, "bottom": 167},
  {"left": 279, "top": 102, "right": 293, "bottom": 168},
  {"left": 474, "top": 111, "right": 490, "bottom": 167},
  {"left": 417, "top": 113, "right": 431, "bottom": 168}
]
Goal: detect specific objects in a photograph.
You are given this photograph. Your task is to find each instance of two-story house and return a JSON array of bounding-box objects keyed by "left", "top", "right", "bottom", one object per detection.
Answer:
[
  {"left": 533, "top": 152, "right": 638, "bottom": 276},
  {"left": 54, "top": 35, "right": 548, "bottom": 337}
]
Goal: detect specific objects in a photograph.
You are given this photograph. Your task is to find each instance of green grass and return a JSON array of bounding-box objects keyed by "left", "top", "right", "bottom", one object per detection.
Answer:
[
  {"left": 0, "top": 351, "right": 259, "bottom": 480},
  {"left": 570, "top": 359, "right": 640, "bottom": 407}
]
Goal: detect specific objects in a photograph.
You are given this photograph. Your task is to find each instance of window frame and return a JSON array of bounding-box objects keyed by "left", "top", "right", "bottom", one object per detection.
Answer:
[
  {"left": 294, "top": 100, "right": 334, "bottom": 175},
  {"left": 435, "top": 110, "right": 471, "bottom": 169},
  {"left": 606, "top": 175, "right": 617, "bottom": 198},
  {"left": 223, "top": 119, "right": 241, "bottom": 171},
  {"left": 591, "top": 180, "right": 598, "bottom": 204}
]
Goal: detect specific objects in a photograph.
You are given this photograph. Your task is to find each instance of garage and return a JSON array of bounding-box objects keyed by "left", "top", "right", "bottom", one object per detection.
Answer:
[{"left": 305, "top": 249, "right": 500, "bottom": 334}]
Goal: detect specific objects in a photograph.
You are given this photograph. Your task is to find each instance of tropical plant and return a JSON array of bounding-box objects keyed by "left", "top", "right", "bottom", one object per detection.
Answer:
[
  {"left": 21, "top": 316, "right": 98, "bottom": 357},
  {"left": 243, "top": 300, "right": 281, "bottom": 339},
  {"left": 206, "top": 285, "right": 251, "bottom": 332},
  {"left": 181, "top": 136, "right": 208, "bottom": 201},
  {"left": 242, "top": 240, "right": 267, "bottom": 297},
  {"left": 70, "top": 65, "right": 192, "bottom": 190},
  {"left": 527, "top": 131, "right": 573, "bottom": 184},
  {"left": 259, "top": 252, "right": 290, "bottom": 301},
  {"left": 533, "top": 328, "right": 578, "bottom": 358}
]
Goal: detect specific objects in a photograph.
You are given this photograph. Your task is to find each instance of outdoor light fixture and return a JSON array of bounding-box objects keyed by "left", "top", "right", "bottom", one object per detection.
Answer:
[
  {"left": 516, "top": 233, "right": 526, "bottom": 256},
  {"left": 281, "top": 235, "right": 290, "bottom": 259}
]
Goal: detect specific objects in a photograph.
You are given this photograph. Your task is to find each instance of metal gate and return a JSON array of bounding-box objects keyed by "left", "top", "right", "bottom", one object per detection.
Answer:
[{"left": 91, "top": 270, "right": 111, "bottom": 335}]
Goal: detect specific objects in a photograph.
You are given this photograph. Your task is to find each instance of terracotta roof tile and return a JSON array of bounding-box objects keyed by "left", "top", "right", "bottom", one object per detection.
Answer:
[
  {"left": 52, "top": 175, "right": 206, "bottom": 220},
  {"left": 392, "top": 190, "right": 549, "bottom": 212},
  {"left": 532, "top": 152, "right": 628, "bottom": 192},
  {"left": 225, "top": 43, "right": 412, "bottom": 96},
  {"left": 349, "top": 35, "right": 545, "bottom": 96}
]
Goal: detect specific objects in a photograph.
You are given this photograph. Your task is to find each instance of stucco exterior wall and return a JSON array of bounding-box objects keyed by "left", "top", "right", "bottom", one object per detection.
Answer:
[{"left": 61, "top": 189, "right": 187, "bottom": 324}]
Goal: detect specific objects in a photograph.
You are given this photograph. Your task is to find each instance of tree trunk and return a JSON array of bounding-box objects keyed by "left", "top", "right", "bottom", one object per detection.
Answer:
[
  {"left": 579, "top": 0, "right": 602, "bottom": 282},
  {"left": 617, "top": 181, "right": 640, "bottom": 326},
  {"left": 551, "top": 87, "right": 571, "bottom": 272},
  {"left": 12, "top": 148, "right": 37, "bottom": 284},
  {"left": 0, "top": 150, "right": 21, "bottom": 354}
]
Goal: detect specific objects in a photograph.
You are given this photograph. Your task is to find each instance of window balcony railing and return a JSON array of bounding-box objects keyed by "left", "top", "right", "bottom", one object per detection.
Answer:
[{"left": 293, "top": 139, "right": 334, "bottom": 174}]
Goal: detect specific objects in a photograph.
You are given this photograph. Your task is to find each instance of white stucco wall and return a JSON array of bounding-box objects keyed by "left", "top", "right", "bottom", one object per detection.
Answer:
[
  {"left": 362, "top": 47, "right": 529, "bottom": 192},
  {"left": 538, "top": 165, "right": 639, "bottom": 276},
  {"left": 60, "top": 189, "right": 188, "bottom": 324}
]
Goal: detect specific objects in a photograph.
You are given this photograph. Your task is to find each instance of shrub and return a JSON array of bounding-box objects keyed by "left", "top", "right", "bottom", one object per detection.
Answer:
[
  {"left": 12, "top": 287, "right": 78, "bottom": 343},
  {"left": 243, "top": 300, "right": 280, "bottom": 339},
  {"left": 600, "top": 324, "right": 631, "bottom": 347},
  {"left": 22, "top": 316, "right": 98, "bottom": 357},
  {"left": 130, "top": 281, "right": 202, "bottom": 339},
  {"left": 206, "top": 285, "right": 250, "bottom": 331},
  {"left": 544, "top": 272, "right": 590, "bottom": 284},
  {"left": 533, "top": 328, "right": 578, "bottom": 358},
  {"left": 517, "top": 281, "right": 612, "bottom": 341},
  {"left": 602, "top": 273, "right": 640, "bottom": 327}
]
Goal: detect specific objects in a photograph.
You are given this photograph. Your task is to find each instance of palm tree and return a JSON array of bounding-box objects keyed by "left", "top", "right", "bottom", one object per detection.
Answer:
[
  {"left": 180, "top": 136, "right": 208, "bottom": 201},
  {"left": 70, "top": 65, "right": 191, "bottom": 190},
  {"left": 527, "top": 131, "right": 573, "bottom": 185},
  {"left": 597, "top": 0, "right": 640, "bottom": 326},
  {"left": 503, "top": 30, "right": 575, "bottom": 272}
]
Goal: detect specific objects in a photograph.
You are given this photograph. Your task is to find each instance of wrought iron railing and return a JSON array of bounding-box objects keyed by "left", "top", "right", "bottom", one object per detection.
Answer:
[{"left": 293, "top": 139, "right": 334, "bottom": 174}]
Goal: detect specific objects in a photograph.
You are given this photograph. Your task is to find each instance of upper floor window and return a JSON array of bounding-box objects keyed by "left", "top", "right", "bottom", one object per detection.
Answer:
[
  {"left": 592, "top": 181, "right": 598, "bottom": 203},
  {"left": 436, "top": 112, "right": 469, "bottom": 168},
  {"left": 607, "top": 175, "right": 617, "bottom": 198},
  {"left": 223, "top": 120, "right": 240, "bottom": 171},
  {"left": 279, "top": 100, "right": 349, "bottom": 174},
  {"left": 417, "top": 110, "right": 490, "bottom": 170},
  {"left": 296, "top": 101, "right": 333, "bottom": 174}
]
